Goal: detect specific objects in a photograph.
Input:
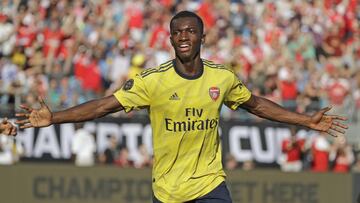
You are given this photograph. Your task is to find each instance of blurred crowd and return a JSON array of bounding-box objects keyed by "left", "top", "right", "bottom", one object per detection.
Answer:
[
  {"left": 70, "top": 123, "right": 152, "bottom": 168},
  {"left": 0, "top": 0, "right": 359, "bottom": 170},
  {"left": 0, "top": 0, "right": 359, "bottom": 120}
]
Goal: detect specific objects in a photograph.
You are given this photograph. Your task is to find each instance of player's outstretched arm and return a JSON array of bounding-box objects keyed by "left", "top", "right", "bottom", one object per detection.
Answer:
[
  {"left": 239, "top": 95, "right": 348, "bottom": 137},
  {"left": 16, "top": 95, "right": 123, "bottom": 129},
  {"left": 0, "top": 118, "right": 17, "bottom": 136}
]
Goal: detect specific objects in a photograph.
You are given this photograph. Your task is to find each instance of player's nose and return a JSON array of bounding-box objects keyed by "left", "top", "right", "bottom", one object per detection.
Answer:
[{"left": 179, "top": 31, "right": 189, "bottom": 41}]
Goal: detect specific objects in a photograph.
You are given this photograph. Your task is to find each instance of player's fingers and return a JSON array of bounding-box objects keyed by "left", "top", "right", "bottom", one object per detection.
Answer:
[
  {"left": 328, "top": 115, "right": 348, "bottom": 121},
  {"left": 326, "top": 130, "right": 338, "bottom": 137},
  {"left": 333, "top": 121, "right": 348, "bottom": 129},
  {"left": 19, "top": 104, "right": 33, "bottom": 112},
  {"left": 320, "top": 106, "right": 332, "bottom": 114},
  {"left": 330, "top": 125, "right": 346, "bottom": 134},
  {"left": 15, "top": 113, "right": 24, "bottom": 117},
  {"left": 38, "top": 96, "right": 46, "bottom": 107},
  {"left": 15, "top": 113, "right": 30, "bottom": 118},
  {"left": 10, "top": 128, "right": 17, "bottom": 136},
  {"left": 19, "top": 123, "right": 33, "bottom": 129},
  {"left": 15, "top": 119, "right": 30, "bottom": 125}
]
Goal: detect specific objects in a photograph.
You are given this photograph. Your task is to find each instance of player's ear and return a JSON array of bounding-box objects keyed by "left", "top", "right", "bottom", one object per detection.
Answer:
[
  {"left": 201, "top": 34, "right": 206, "bottom": 45},
  {"left": 170, "top": 36, "right": 175, "bottom": 47}
]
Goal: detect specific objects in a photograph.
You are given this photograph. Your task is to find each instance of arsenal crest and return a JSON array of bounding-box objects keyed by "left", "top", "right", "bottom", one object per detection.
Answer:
[{"left": 209, "top": 87, "right": 220, "bottom": 101}]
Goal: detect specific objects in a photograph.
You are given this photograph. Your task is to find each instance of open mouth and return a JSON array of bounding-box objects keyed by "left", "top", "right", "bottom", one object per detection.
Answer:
[{"left": 179, "top": 44, "right": 190, "bottom": 52}]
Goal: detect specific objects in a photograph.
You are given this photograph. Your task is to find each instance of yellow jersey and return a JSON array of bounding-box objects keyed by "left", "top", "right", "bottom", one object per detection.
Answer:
[{"left": 113, "top": 59, "right": 251, "bottom": 202}]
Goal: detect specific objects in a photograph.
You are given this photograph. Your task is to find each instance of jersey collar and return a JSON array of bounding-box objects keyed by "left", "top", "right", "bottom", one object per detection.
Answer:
[{"left": 172, "top": 59, "right": 204, "bottom": 80}]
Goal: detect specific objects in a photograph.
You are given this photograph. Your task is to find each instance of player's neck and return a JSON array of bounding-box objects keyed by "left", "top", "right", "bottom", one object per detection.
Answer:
[{"left": 174, "top": 57, "right": 203, "bottom": 77}]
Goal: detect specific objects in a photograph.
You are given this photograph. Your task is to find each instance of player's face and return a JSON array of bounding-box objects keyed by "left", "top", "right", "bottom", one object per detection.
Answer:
[{"left": 170, "top": 17, "right": 204, "bottom": 62}]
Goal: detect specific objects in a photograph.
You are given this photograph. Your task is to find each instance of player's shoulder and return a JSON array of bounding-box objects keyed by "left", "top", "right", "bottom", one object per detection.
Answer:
[
  {"left": 202, "top": 59, "right": 235, "bottom": 75},
  {"left": 140, "top": 60, "right": 174, "bottom": 78}
]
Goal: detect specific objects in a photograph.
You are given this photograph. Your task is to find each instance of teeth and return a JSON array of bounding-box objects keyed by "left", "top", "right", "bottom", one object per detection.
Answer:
[{"left": 180, "top": 45, "right": 189, "bottom": 48}]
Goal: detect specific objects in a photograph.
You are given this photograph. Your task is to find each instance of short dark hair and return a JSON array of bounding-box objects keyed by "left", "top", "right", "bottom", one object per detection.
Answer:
[{"left": 170, "top": 11, "right": 204, "bottom": 34}]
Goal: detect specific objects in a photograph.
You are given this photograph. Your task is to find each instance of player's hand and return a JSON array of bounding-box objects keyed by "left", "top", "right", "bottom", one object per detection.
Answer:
[
  {"left": 307, "top": 107, "right": 348, "bottom": 137},
  {"left": 0, "top": 118, "right": 17, "bottom": 136},
  {"left": 16, "top": 97, "right": 53, "bottom": 129}
]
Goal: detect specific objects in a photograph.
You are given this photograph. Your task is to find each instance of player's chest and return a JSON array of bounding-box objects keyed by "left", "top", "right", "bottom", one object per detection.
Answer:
[{"left": 150, "top": 79, "right": 226, "bottom": 111}]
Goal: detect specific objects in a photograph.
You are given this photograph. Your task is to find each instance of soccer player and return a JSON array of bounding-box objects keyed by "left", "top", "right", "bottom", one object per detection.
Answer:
[
  {"left": 16, "top": 11, "right": 348, "bottom": 203},
  {"left": 0, "top": 118, "right": 17, "bottom": 136}
]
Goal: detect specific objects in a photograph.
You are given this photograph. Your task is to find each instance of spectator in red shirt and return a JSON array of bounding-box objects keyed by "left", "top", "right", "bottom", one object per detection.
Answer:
[
  {"left": 324, "top": 64, "right": 350, "bottom": 115},
  {"left": 42, "top": 20, "right": 63, "bottom": 58},
  {"left": 74, "top": 49, "right": 102, "bottom": 94},
  {"left": 311, "top": 133, "right": 331, "bottom": 172},
  {"left": 148, "top": 20, "right": 170, "bottom": 49},
  {"left": 332, "top": 141, "right": 354, "bottom": 173},
  {"left": 114, "top": 147, "right": 133, "bottom": 168},
  {"left": 197, "top": 0, "right": 216, "bottom": 30},
  {"left": 16, "top": 22, "right": 37, "bottom": 47},
  {"left": 73, "top": 46, "right": 89, "bottom": 84},
  {"left": 124, "top": 0, "right": 144, "bottom": 30},
  {"left": 280, "top": 127, "right": 305, "bottom": 172},
  {"left": 84, "top": 55, "right": 102, "bottom": 93},
  {"left": 278, "top": 60, "right": 298, "bottom": 111},
  {"left": 321, "top": 25, "right": 346, "bottom": 58}
]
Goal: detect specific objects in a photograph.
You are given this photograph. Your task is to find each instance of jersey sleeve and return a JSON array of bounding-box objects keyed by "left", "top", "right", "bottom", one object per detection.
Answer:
[
  {"left": 224, "top": 73, "right": 251, "bottom": 110},
  {"left": 113, "top": 75, "right": 150, "bottom": 113}
]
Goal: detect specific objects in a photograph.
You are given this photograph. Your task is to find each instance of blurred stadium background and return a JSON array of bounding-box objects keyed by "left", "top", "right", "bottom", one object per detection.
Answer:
[{"left": 0, "top": 0, "right": 359, "bottom": 202}]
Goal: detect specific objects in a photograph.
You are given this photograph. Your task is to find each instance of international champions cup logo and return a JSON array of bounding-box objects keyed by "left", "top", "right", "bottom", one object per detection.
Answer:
[{"left": 209, "top": 87, "right": 220, "bottom": 101}]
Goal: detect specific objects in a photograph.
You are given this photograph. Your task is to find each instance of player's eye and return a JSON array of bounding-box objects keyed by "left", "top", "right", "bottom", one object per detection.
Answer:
[
  {"left": 189, "top": 29, "right": 196, "bottom": 34},
  {"left": 184, "top": 28, "right": 196, "bottom": 34}
]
